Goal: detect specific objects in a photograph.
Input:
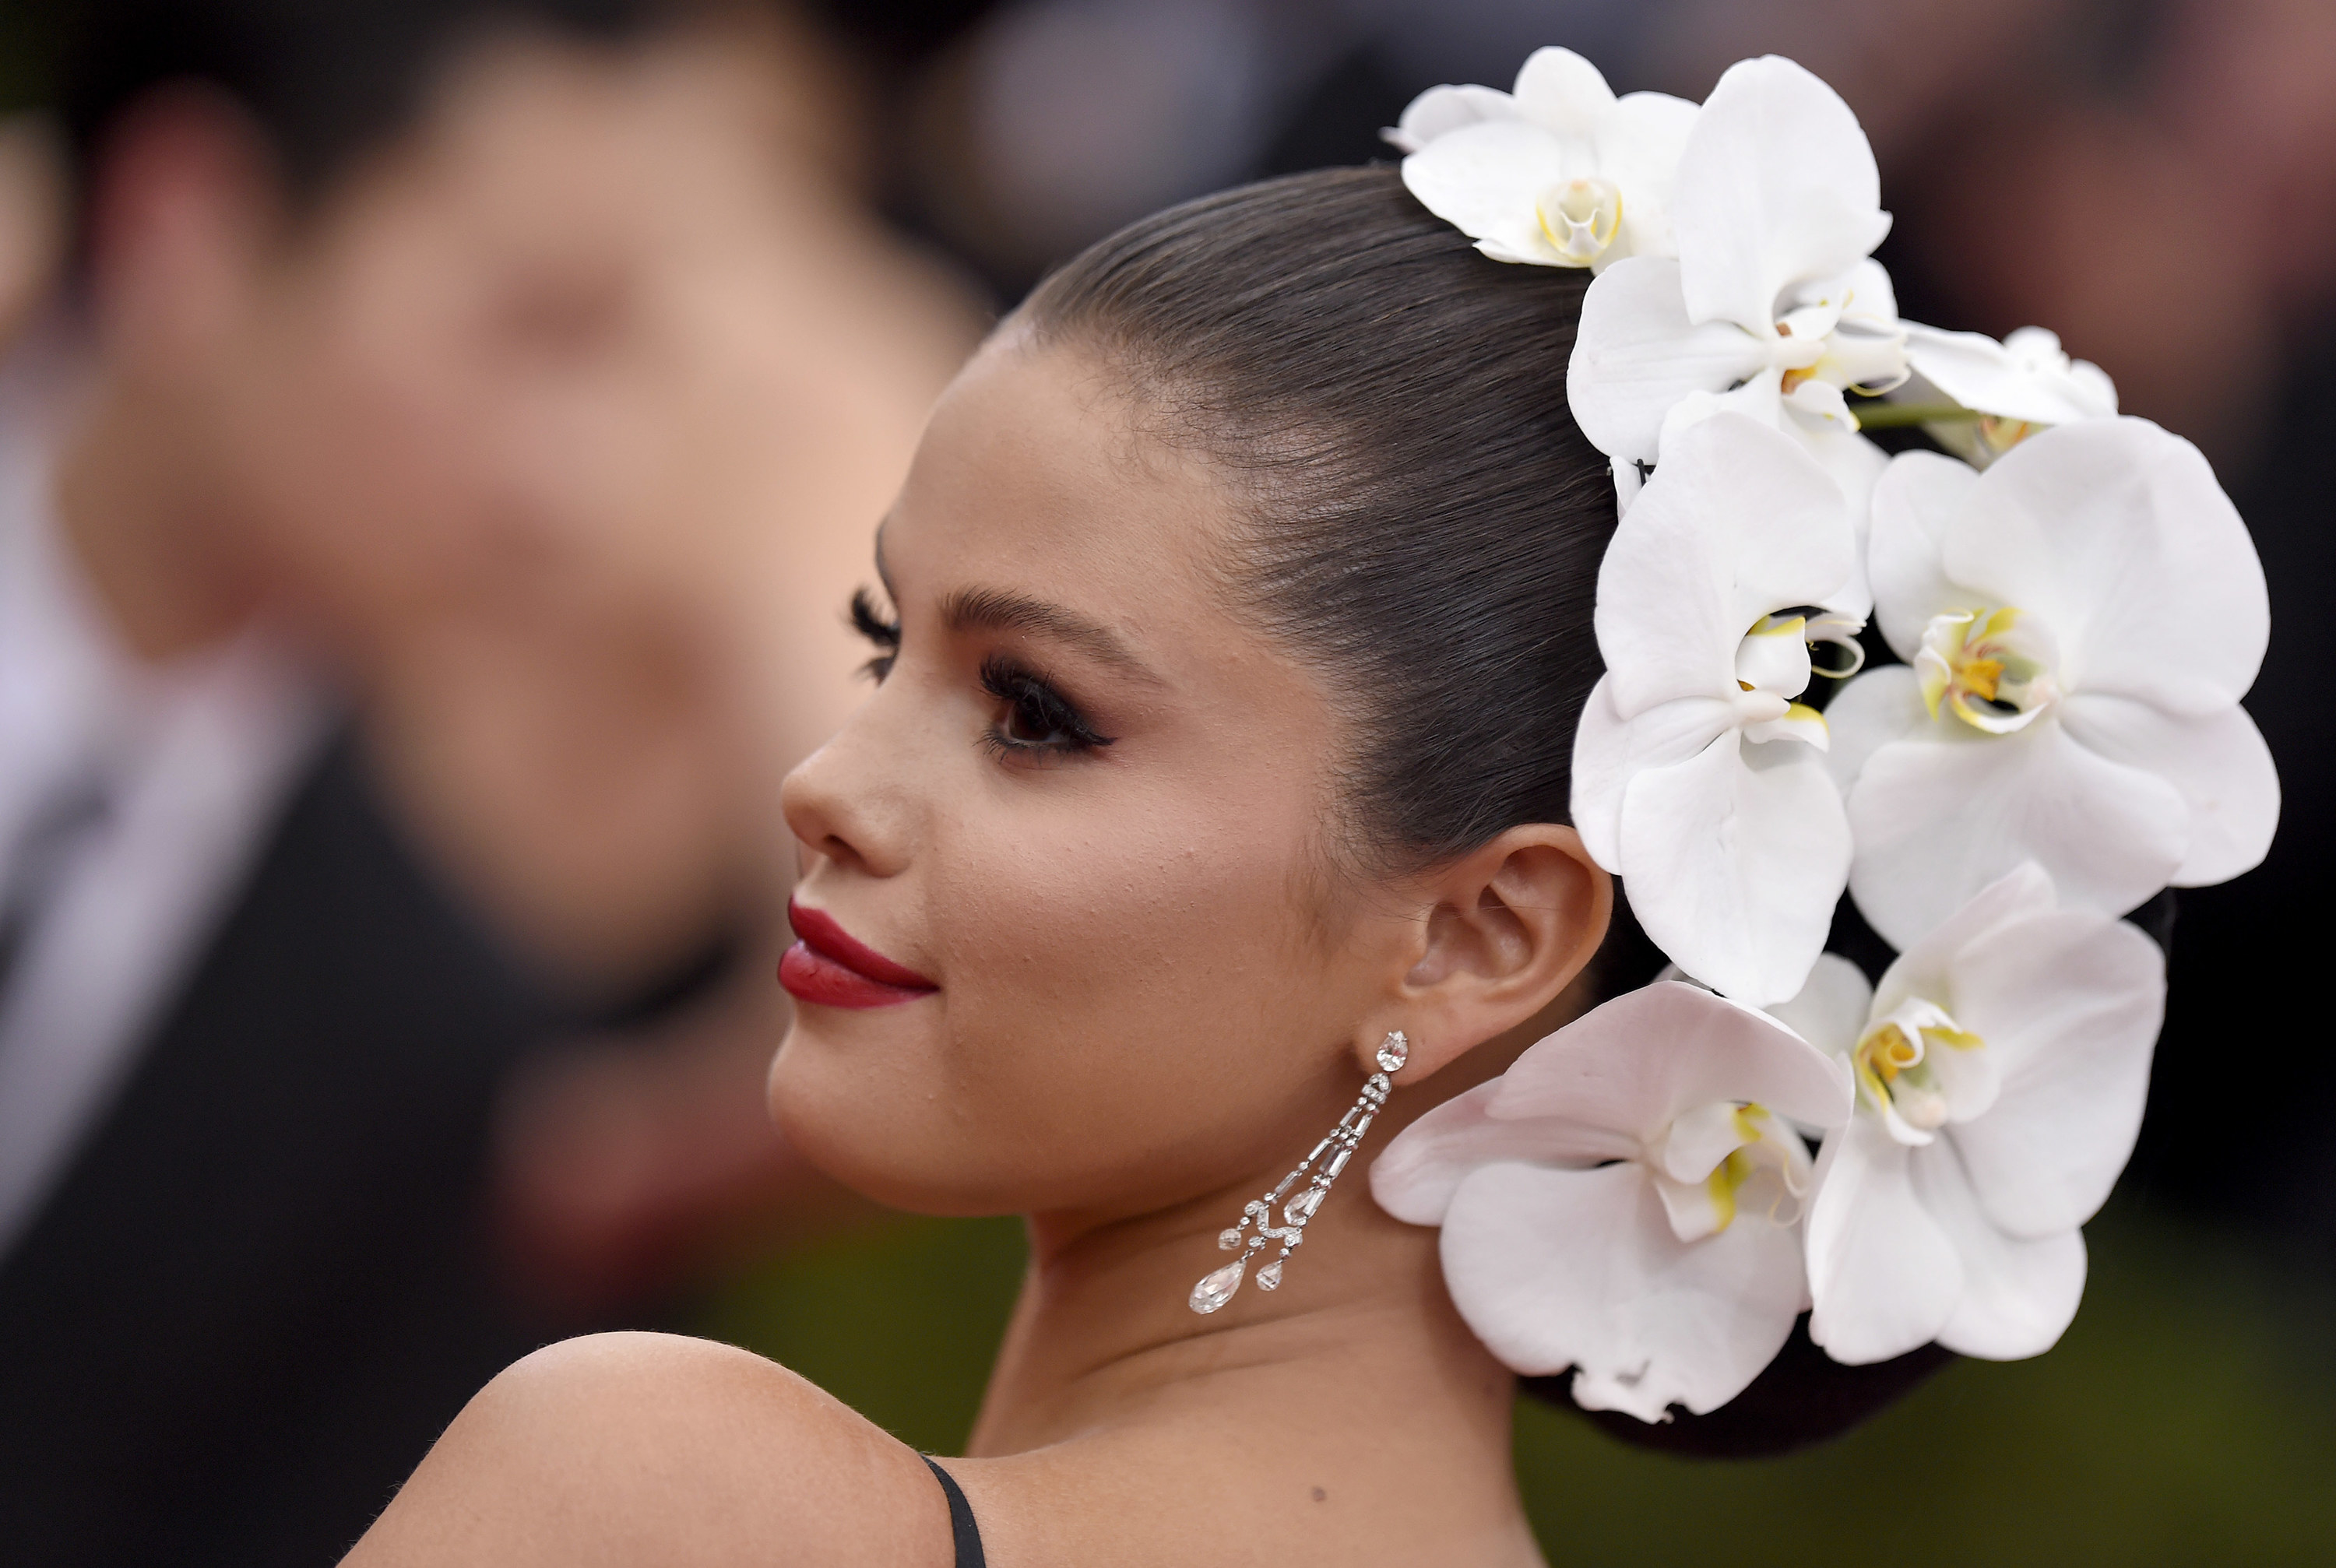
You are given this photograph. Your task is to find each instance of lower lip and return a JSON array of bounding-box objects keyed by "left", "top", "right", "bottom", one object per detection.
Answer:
[{"left": 778, "top": 940, "right": 938, "bottom": 1009}]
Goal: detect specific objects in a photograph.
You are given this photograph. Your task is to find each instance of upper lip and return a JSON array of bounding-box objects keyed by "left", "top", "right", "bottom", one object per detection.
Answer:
[{"left": 786, "top": 899, "right": 938, "bottom": 990}]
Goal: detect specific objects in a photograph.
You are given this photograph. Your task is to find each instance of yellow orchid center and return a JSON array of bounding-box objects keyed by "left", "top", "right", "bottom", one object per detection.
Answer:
[
  {"left": 1535, "top": 177, "right": 1623, "bottom": 265},
  {"left": 1915, "top": 606, "right": 2059, "bottom": 735},
  {"left": 1699, "top": 1104, "right": 1811, "bottom": 1233},
  {"left": 1852, "top": 1006, "right": 1984, "bottom": 1133},
  {"left": 1976, "top": 415, "right": 2042, "bottom": 456},
  {"left": 1703, "top": 1106, "right": 1771, "bottom": 1232}
]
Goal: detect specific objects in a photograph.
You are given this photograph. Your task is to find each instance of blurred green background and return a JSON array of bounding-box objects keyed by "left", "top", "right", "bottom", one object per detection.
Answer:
[{"left": 701, "top": 1191, "right": 2336, "bottom": 1566}]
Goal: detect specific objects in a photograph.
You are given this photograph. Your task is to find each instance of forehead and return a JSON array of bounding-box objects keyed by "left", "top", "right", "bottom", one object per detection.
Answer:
[{"left": 885, "top": 338, "right": 1252, "bottom": 643}]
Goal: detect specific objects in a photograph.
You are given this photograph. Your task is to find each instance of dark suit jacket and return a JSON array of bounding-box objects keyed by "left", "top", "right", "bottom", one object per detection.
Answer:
[{"left": 0, "top": 733, "right": 560, "bottom": 1565}]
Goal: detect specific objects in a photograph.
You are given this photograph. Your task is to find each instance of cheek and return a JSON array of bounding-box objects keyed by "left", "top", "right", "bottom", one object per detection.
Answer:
[{"left": 775, "top": 767, "right": 1357, "bottom": 1217}]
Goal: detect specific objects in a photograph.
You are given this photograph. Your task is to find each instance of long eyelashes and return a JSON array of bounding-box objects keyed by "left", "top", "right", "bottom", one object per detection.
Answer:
[
  {"left": 850, "top": 586, "right": 900, "bottom": 680},
  {"left": 979, "top": 655, "right": 1115, "bottom": 758},
  {"left": 845, "top": 589, "right": 1114, "bottom": 760}
]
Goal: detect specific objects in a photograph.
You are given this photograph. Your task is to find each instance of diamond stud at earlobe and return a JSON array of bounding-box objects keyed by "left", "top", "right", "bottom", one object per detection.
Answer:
[
  {"left": 1377, "top": 1030, "right": 1409, "bottom": 1073},
  {"left": 1187, "top": 1032, "right": 1408, "bottom": 1314}
]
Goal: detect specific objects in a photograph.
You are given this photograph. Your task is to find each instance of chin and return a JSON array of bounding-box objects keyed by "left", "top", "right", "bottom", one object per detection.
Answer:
[{"left": 766, "top": 1018, "right": 1015, "bottom": 1218}]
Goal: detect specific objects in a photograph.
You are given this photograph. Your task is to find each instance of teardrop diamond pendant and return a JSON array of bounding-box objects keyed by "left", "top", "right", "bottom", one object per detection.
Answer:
[{"left": 1186, "top": 1033, "right": 1404, "bottom": 1314}]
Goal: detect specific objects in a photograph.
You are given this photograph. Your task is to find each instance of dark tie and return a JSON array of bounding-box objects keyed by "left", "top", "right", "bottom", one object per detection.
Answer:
[{"left": 0, "top": 781, "right": 111, "bottom": 1019}]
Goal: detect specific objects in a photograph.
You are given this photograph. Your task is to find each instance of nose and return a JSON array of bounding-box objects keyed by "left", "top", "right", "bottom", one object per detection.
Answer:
[{"left": 779, "top": 701, "right": 916, "bottom": 880}]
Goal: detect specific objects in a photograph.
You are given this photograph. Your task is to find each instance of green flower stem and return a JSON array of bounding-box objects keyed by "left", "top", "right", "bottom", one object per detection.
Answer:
[{"left": 1851, "top": 402, "right": 1989, "bottom": 429}]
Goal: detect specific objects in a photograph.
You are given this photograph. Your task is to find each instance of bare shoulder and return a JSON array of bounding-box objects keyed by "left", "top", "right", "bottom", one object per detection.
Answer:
[{"left": 342, "top": 1331, "right": 955, "bottom": 1567}]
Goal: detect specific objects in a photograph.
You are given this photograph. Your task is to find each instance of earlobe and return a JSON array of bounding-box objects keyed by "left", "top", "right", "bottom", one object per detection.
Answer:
[{"left": 1383, "top": 826, "right": 1611, "bottom": 1081}]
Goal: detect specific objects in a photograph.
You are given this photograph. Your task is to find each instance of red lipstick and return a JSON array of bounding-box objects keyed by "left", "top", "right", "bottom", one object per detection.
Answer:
[{"left": 779, "top": 899, "right": 938, "bottom": 1009}]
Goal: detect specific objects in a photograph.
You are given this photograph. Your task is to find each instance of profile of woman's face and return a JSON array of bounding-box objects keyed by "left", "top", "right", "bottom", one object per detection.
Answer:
[{"left": 772, "top": 337, "right": 1408, "bottom": 1219}]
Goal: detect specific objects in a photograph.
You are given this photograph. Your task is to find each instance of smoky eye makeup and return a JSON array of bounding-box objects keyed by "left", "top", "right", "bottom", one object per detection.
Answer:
[
  {"left": 977, "top": 653, "right": 1117, "bottom": 759},
  {"left": 849, "top": 583, "right": 1122, "bottom": 760}
]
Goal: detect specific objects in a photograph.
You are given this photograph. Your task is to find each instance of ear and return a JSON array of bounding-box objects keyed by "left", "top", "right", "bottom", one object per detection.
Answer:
[
  {"left": 83, "top": 86, "right": 283, "bottom": 374},
  {"left": 1360, "top": 824, "right": 1611, "bottom": 1083}
]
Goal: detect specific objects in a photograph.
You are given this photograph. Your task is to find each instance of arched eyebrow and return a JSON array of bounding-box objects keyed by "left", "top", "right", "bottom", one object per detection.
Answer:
[
  {"left": 872, "top": 523, "right": 1163, "bottom": 685},
  {"left": 939, "top": 585, "right": 1163, "bottom": 685}
]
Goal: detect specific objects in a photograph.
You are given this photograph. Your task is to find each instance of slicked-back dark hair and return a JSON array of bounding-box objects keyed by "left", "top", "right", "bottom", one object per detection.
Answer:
[{"left": 1022, "top": 165, "right": 1612, "bottom": 875}]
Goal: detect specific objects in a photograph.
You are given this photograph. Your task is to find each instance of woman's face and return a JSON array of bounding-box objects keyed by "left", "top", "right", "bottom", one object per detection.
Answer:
[{"left": 773, "top": 337, "right": 1416, "bottom": 1220}]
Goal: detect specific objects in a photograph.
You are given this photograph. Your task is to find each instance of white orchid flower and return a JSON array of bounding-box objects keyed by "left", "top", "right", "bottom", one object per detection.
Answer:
[
  {"left": 1894, "top": 325, "right": 2119, "bottom": 468},
  {"left": 1570, "top": 413, "right": 1863, "bottom": 1006},
  {"left": 1393, "top": 47, "right": 1698, "bottom": 272},
  {"left": 1771, "top": 864, "right": 2165, "bottom": 1365},
  {"left": 1824, "top": 417, "right": 2278, "bottom": 951},
  {"left": 1373, "top": 981, "right": 1851, "bottom": 1422},
  {"left": 1566, "top": 54, "right": 1906, "bottom": 521}
]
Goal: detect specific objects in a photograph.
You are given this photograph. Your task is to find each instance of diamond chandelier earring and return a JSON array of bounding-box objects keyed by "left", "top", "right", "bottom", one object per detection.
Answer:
[{"left": 1187, "top": 1031, "right": 1408, "bottom": 1314}]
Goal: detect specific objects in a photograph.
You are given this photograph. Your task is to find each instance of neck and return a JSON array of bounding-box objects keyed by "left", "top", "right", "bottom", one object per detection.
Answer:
[
  {"left": 52, "top": 367, "right": 264, "bottom": 663},
  {"left": 961, "top": 1016, "right": 1567, "bottom": 1565}
]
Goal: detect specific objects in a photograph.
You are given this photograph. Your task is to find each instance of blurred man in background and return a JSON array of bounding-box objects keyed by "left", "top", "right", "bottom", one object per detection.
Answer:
[{"left": 0, "top": 1, "right": 978, "bottom": 1561}]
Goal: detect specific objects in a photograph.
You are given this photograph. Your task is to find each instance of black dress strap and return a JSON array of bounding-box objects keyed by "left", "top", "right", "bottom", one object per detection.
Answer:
[{"left": 921, "top": 1456, "right": 987, "bottom": 1568}]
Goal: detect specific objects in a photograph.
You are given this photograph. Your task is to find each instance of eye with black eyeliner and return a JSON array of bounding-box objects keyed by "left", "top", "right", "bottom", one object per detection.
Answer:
[
  {"left": 979, "top": 654, "right": 1115, "bottom": 759},
  {"left": 850, "top": 587, "right": 900, "bottom": 680}
]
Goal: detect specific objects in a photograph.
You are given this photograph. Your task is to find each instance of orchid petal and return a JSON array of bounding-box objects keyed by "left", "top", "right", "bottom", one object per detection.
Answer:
[
  {"left": 1593, "top": 413, "right": 1858, "bottom": 718},
  {"left": 1767, "top": 952, "right": 1874, "bottom": 1060},
  {"left": 1922, "top": 1023, "right": 2002, "bottom": 1124},
  {"left": 1869, "top": 450, "right": 1982, "bottom": 660},
  {"left": 1570, "top": 257, "right": 1772, "bottom": 463},
  {"left": 1672, "top": 56, "right": 1891, "bottom": 336},
  {"left": 1735, "top": 617, "right": 1814, "bottom": 696},
  {"left": 1870, "top": 861, "right": 2058, "bottom": 1023},
  {"left": 1846, "top": 715, "right": 2187, "bottom": 950},
  {"left": 1652, "top": 1167, "right": 1732, "bottom": 1243},
  {"left": 1568, "top": 680, "right": 1735, "bottom": 871},
  {"left": 1944, "top": 418, "right": 2268, "bottom": 715},
  {"left": 1743, "top": 705, "right": 1830, "bottom": 750},
  {"left": 1902, "top": 322, "right": 2118, "bottom": 426},
  {"left": 1659, "top": 1099, "right": 1756, "bottom": 1187},
  {"left": 2060, "top": 694, "right": 2280, "bottom": 888},
  {"left": 1611, "top": 459, "right": 1645, "bottom": 515},
  {"left": 1620, "top": 730, "right": 1852, "bottom": 1005},
  {"left": 1819, "top": 664, "right": 1926, "bottom": 796},
  {"left": 1806, "top": 1116, "right": 1961, "bottom": 1364},
  {"left": 1510, "top": 46, "right": 1616, "bottom": 139},
  {"left": 1916, "top": 1139, "right": 2088, "bottom": 1360},
  {"left": 1782, "top": 376, "right": 1856, "bottom": 432},
  {"left": 1838, "top": 256, "right": 1901, "bottom": 326},
  {"left": 1942, "top": 909, "right": 2163, "bottom": 1236},
  {"left": 1401, "top": 120, "right": 1571, "bottom": 267},
  {"left": 1388, "top": 83, "right": 1521, "bottom": 153},
  {"left": 1599, "top": 93, "right": 1700, "bottom": 260},
  {"left": 1653, "top": 375, "right": 1775, "bottom": 466},
  {"left": 1439, "top": 1160, "right": 1809, "bottom": 1419},
  {"left": 1791, "top": 428, "right": 1888, "bottom": 592},
  {"left": 1491, "top": 980, "right": 1851, "bottom": 1137},
  {"left": 1369, "top": 1080, "right": 1636, "bottom": 1226}
]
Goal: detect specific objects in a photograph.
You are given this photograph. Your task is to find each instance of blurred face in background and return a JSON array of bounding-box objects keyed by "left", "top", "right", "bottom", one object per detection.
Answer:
[{"left": 72, "top": 17, "right": 971, "bottom": 978}]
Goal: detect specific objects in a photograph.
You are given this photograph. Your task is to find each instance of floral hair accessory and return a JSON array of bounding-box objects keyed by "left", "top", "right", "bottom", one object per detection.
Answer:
[
  {"left": 1564, "top": 55, "right": 1905, "bottom": 519},
  {"left": 1372, "top": 982, "right": 1850, "bottom": 1422},
  {"left": 1891, "top": 325, "right": 2118, "bottom": 466},
  {"left": 1828, "top": 418, "right": 2277, "bottom": 950},
  {"left": 1375, "top": 43, "right": 2278, "bottom": 1426},
  {"left": 1774, "top": 863, "right": 2165, "bottom": 1364},
  {"left": 1390, "top": 47, "right": 1697, "bottom": 272},
  {"left": 1568, "top": 411, "right": 1859, "bottom": 1006}
]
